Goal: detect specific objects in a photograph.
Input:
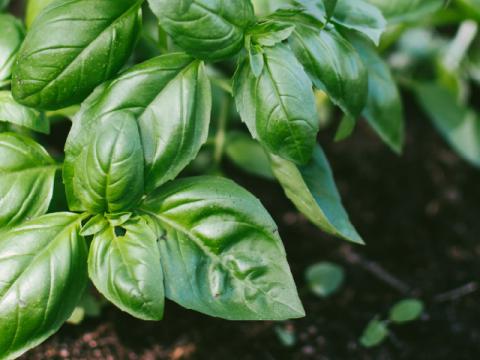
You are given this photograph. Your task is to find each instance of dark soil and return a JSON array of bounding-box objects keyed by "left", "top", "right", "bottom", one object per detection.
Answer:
[{"left": 21, "top": 101, "right": 480, "bottom": 360}]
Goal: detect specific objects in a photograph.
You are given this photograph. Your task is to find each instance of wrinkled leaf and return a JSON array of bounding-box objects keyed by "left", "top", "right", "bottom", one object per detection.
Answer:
[
  {"left": 0, "top": 91, "right": 49, "bottom": 133},
  {"left": 0, "top": 213, "right": 87, "bottom": 359},
  {"left": 234, "top": 44, "right": 319, "bottom": 165},
  {"left": 148, "top": 0, "right": 255, "bottom": 61},
  {"left": 332, "top": 0, "right": 386, "bottom": 45},
  {"left": 349, "top": 33, "right": 404, "bottom": 153},
  {"left": 64, "top": 53, "right": 211, "bottom": 210},
  {"left": 12, "top": 0, "right": 142, "bottom": 110},
  {"left": 282, "top": 14, "right": 368, "bottom": 118},
  {"left": 360, "top": 318, "right": 389, "bottom": 348},
  {"left": 389, "top": 299, "right": 424, "bottom": 323},
  {"left": 88, "top": 216, "right": 164, "bottom": 321},
  {"left": 305, "top": 261, "right": 345, "bottom": 298},
  {"left": 0, "top": 14, "right": 24, "bottom": 83},
  {"left": 413, "top": 82, "right": 480, "bottom": 168},
  {"left": 270, "top": 145, "right": 363, "bottom": 244},
  {"left": 366, "top": 0, "right": 444, "bottom": 24},
  {"left": 142, "top": 176, "right": 305, "bottom": 320},
  {"left": 225, "top": 131, "right": 275, "bottom": 180},
  {"left": 0, "top": 132, "right": 56, "bottom": 229},
  {"left": 72, "top": 111, "right": 144, "bottom": 213}
]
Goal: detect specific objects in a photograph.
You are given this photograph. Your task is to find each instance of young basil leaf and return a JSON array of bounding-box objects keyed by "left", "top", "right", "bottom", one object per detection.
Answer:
[
  {"left": 389, "top": 298, "right": 424, "bottom": 323},
  {"left": 225, "top": 131, "right": 275, "bottom": 180},
  {"left": 0, "top": 13, "right": 24, "bottom": 83},
  {"left": 233, "top": 44, "right": 319, "bottom": 165},
  {"left": 12, "top": 0, "right": 142, "bottom": 110},
  {"left": 413, "top": 82, "right": 480, "bottom": 168},
  {"left": 366, "top": 0, "right": 443, "bottom": 24},
  {"left": 305, "top": 261, "right": 345, "bottom": 298},
  {"left": 248, "top": 44, "right": 265, "bottom": 78},
  {"left": 250, "top": 21, "right": 296, "bottom": 47},
  {"left": 0, "top": 132, "right": 57, "bottom": 229},
  {"left": 286, "top": 19, "right": 368, "bottom": 119},
  {"left": 293, "top": 0, "right": 338, "bottom": 21},
  {"left": 72, "top": 112, "right": 145, "bottom": 213},
  {"left": 0, "top": 212, "right": 87, "bottom": 360},
  {"left": 359, "top": 317, "right": 389, "bottom": 348},
  {"left": 88, "top": 216, "right": 164, "bottom": 321},
  {"left": 80, "top": 214, "right": 109, "bottom": 237},
  {"left": 269, "top": 145, "right": 364, "bottom": 244},
  {"left": 0, "top": 91, "right": 49, "bottom": 134},
  {"left": 334, "top": 115, "right": 356, "bottom": 142},
  {"left": 25, "top": 0, "right": 54, "bottom": 28},
  {"left": 148, "top": 0, "right": 255, "bottom": 61},
  {"left": 64, "top": 53, "right": 211, "bottom": 211},
  {"left": 349, "top": 33, "right": 405, "bottom": 154},
  {"left": 141, "top": 176, "right": 305, "bottom": 320},
  {"left": 332, "top": 0, "right": 386, "bottom": 45}
]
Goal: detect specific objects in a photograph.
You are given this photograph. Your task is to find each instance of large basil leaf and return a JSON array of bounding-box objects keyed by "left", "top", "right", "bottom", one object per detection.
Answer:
[
  {"left": 233, "top": 44, "right": 318, "bottom": 165},
  {"left": 0, "top": 14, "right": 24, "bottom": 84},
  {"left": 366, "top": 0, "right": 443, "bottom": 24},
  {"left": 349, "top": 34, "right": 404, "bottom": 153},
  {"left": 0, "top": 213, "right": 87, "bottom": 360},
  {"left": 332, "top": 0, "right": 386, "bottom": 45},
  {"left": 269, "top": 145, "right": 364, "bottom": 244},
  {"left": 0, "top": 91, "right": 49, "bottom": 133},
  {"left": 283, "top": 14, "right": 368, "bottom": 119},
  {"left": 25, "top": 0, "right": 54, "bottom": 28},
  {"left": 72, "top": 112, "right": 144, "bottom": 213},
  {"left": 413, "top": 82, "right": 480, "bottom": 168},
  {"left": 148, "top": 0, "right": 255, "bottom": 61},
  {"left": 12, "top": 0, "right": 142, "bottom": 110},
  {"left": 141, "top": 176, "right": 305, "bottom": 320},
  {"left": 88, "top": 216, "right": 164, "bottom": 321},
  {"left": 64, "top": 53, "right": 211, "bottom": 211},
  {"left": 0, "top": 132, "right": 57, "bottom": 229}
]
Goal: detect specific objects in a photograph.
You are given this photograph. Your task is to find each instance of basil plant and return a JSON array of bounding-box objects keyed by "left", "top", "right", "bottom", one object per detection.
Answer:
[{"left": 0, "top": 0, "right": 403, "bottom": 357}]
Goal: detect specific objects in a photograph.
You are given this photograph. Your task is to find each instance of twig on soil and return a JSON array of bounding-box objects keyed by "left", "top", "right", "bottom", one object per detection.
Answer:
[
  {"left": 433, "top": 282, "right": 478, "bottom": 302},
  {"left": 339, "top": 245, "right": 412, "bottom": 295}
]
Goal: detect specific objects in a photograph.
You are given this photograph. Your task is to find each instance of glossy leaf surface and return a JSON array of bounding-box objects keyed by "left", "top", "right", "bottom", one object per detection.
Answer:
[
  {"left": 88, "top": 216, "right": 164, "bottom": 321},
  {"left": 270, "top": 145, "right": 363, "bottom": 244},
  {"left": 0, "top": 213, "right": 87, "bottom": 359},
  {"left": 12, "top": 0, "right": 142, "bottom": 110},
  {"left": 25, "top": 0, "right": 54, "bottom": 28},
  {"left": 0, "top": 132, "right": 56, "bottom": 229},
  {"left": 0, "top": 14, "right": 24, "bottom": 83},
  {"left": 349, "top": 34, "right": 404, "bottom": 153},
  {"left": 366, "top": 0, "right": 443, "bottom": 24},
  {"left": 142, "top": 176, "right": 305, "bottom": 320},
  {"left": 64, "top": 53, "right": 211, "bottom": 211},
  {"left": 234, "top": 44, "right": 318, "bottom": 165},
  {"left": 0, "top": 91, "right": 49, "bottom": 133},
  {"left": 148, "top": 0, "right": 255, "bottom": 61}
]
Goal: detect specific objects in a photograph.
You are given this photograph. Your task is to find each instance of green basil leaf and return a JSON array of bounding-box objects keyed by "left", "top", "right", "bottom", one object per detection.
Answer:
[
  {"left": 359, "top": 318, "right": 389, "bottom": 348},
  {"left": 148, "top": 0, "right": 255, "bottom": 61},
  {"left": 80, "top": 214, "right": 109, "bottom": 237},
  {"left": 0, "top": 132, "right": 57, "bottom": 229},
  {"left": 233, "top": 44, "right": 319, "bottom": 165},
  {"left": 332, "top": 0, "right": 386, "bottom": 45},
  {"left": 389, "top": 298, "right": 424, "bottom": 323},
  {"left": 413, "top": 82, "right": 480, "bottom": 168},
  {"left": 248, "top": 45, "right": 265, "bottom": 78},
  {"left": 71, "top": 111, "right": 144, "bottom": 213},
  {"left": 293, "top": 0, "right": 338, "bottom": 21},
  {"left": 250, "top": 21, "right": 296, "bottom": 47},
  {"left": 12, "top": 0, "right": 142, "bottom": 110},
  {"left": 142, "top": 176, "right": 305, "bottom": 320},
  {"left": 88, "top": 216, "right": 164, "bottom": 321},
  {"left": 458, "top": 0, "right": 480, "bottom": 20},
  {"left": 64, "top": 53, "right": 211, "bottom": 211},
  {"left": 0, "top": 212, "right": 87, "bottom": 359},
  {"left": 334, "top": 115, "right": 356, "bottom": 141},
  {"left": 269, "top": 145, "right": 363, "bottom": 244},
  {"left": 349, "top": 33, "right": 404, "bottom": 153},
  {"left": 0, "top": 91, "right": 49, "bottom": 134},
  {"left": 366, "top": 0, "right": 444, "bottom": 24},
  {"left": 305, "top": 261, "right": 345, "bottom": 298},
  {"left": 286, "top": 20, "right": 368, "bottom": 119},
  {"left": 0, "top": 0, "right": 10, "bottom": 11},
  {"left": 25, "top": 0, "right": 54, "bottom": 28},
  {"left": 0, "top": 14, "right": 24, "bottom": 83},
  {"left": 225, "top": 131, "right": 275, "bottom": 180}
]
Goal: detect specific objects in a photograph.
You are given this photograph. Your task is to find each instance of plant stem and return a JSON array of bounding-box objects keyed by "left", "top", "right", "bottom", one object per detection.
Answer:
[{"left": 214, "top": 96, "right": 230, "bottom": 165}]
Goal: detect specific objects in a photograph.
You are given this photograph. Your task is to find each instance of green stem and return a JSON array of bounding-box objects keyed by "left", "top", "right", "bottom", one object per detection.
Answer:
[{"left": 214, "top": 97, "right": 230, "bottom": 165}]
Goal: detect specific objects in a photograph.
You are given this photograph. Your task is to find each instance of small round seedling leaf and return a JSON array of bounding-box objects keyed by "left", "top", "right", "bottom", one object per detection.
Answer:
[
  {"left": 274, "top": 325, "right": 296, "bottom": 347},
  {"left": 305, "top": 261, "right": 345, "bottom": 298},
  {"left": 389, "top": 299, "right": 424, "bottom": 324},
  {"left": 360, "top": 318, "right": 389, "bottom": 348}
]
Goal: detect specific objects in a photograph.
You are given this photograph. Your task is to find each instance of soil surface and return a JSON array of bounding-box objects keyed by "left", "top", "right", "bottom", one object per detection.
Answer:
[{"left": 21, "top": 97, "right": 480, "bottom": 360}]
